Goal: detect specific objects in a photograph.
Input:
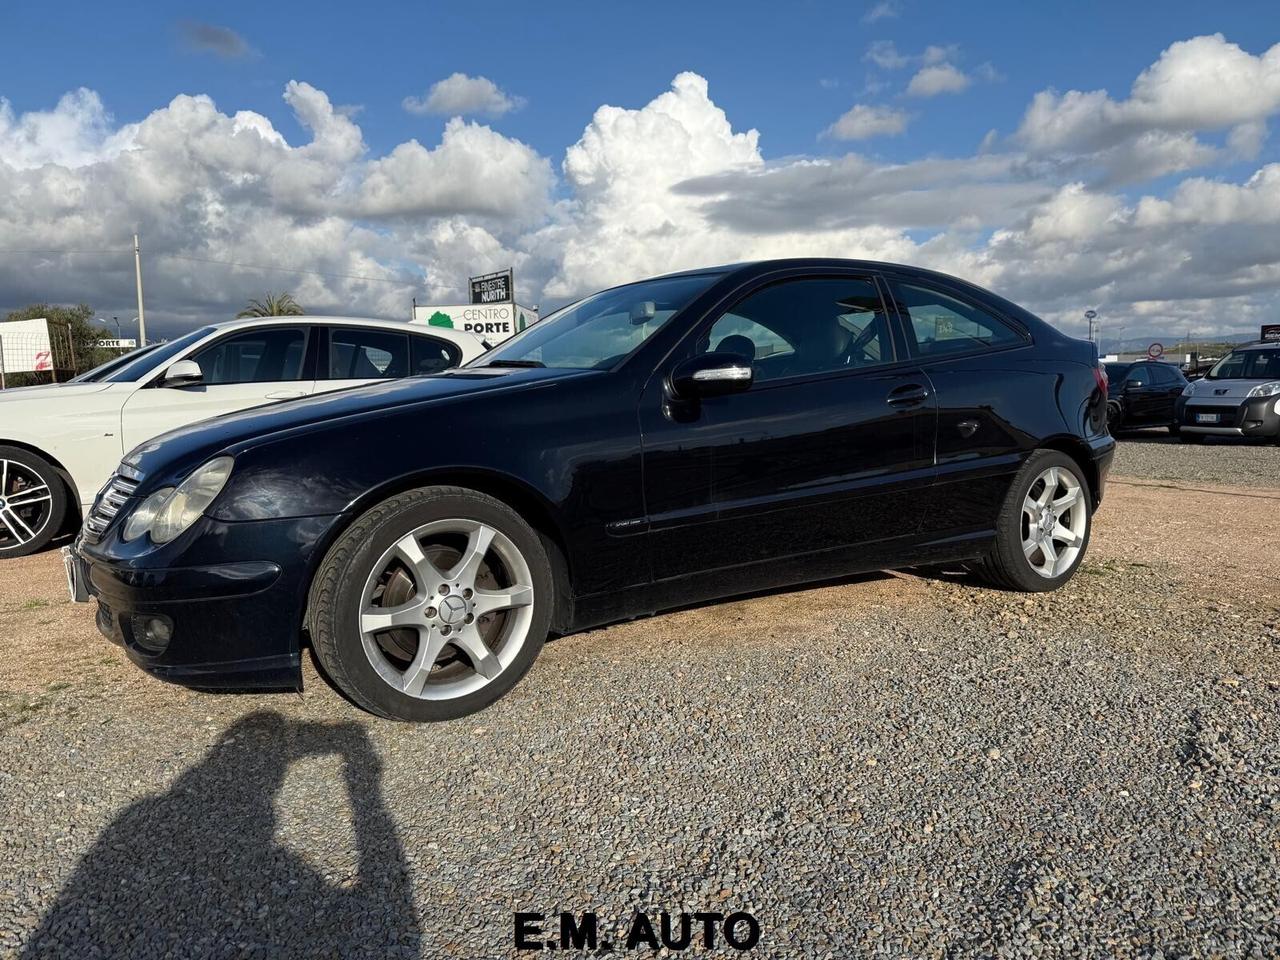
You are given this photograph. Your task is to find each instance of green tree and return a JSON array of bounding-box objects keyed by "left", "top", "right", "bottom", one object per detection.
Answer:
[
  {"left": 2, "top": 302, "right": 110, "bottom": 384},
  {"left": 236, "top": 292, "right": 304, "bottom": 318}
]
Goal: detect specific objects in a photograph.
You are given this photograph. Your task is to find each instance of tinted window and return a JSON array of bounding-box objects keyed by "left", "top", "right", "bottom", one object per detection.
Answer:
[
  {"left": 699, "top": 277, "right": 892, "bottom": 383},
  {"left": 1151, "top": 364, "right": 1182, "bottom": 385},
  {"left": 191, "top": 327, "right": 307, "bottom": 384},
  {"left": 410, "top": 335, "right": 461, "bottom": 375},
  {"left": 1126, "top": 365, "right": 1151, "bottom": 387},
  {"left": 890, "top": 281, "right": 1024, "bottom": 357},
  {"left": 328, "top": 328, "right": 410, "bottom": 380},
  {"left": 1104, "top": 363, "right": 1132, "bottom": 386}
]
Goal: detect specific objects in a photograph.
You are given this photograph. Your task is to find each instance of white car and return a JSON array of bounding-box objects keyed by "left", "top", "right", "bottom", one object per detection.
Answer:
[{"left": 0, "top": 316, "right": 486, "bottom": 557}]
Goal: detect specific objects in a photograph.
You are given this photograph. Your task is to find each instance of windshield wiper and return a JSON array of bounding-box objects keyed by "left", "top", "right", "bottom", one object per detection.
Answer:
[{"left": 482, "top": 359, "right": 545, "bottom": 368}]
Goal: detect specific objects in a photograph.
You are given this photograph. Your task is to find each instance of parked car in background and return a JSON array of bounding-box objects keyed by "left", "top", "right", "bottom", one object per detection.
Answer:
[
  {"left": 1176, "top": 341, "right": 1280, "bottom": 443},
  {"left": 0, "top": 317, "right": 486, "bottom": 557},
  {"left": 67, "top": 259, "right": 1114, "bottom": 721},
  {"left": 1104, "top": 361, "right": 1188, "bottom": 433}
]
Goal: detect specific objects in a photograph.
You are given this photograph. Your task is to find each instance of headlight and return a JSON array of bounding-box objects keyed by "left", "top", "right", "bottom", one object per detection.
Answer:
[
  {"left": 121, "top": 487, "right": 175, "bottom": 541},
  {"left": 1246, "top": 381, "right": 1280, "bottom": 398},
  {"left": 1181, "top": 382, "right": 1195, "bottom": 397},
  {"left": 125, "top": 456, "right": 234, "bottom": 545}
]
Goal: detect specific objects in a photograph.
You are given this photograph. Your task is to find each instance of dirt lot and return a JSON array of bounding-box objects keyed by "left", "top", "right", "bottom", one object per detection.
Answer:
[{"left": 1, "top": 448, "right": 1278, "bottom": 958}]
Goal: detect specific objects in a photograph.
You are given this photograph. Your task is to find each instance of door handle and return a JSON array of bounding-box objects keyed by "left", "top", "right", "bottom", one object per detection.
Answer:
[
  {"left": 265, "top": 390, "right": 307, "bottom": 400},
  {"left": 887, "top": 383, "right": 930, "bottom": 406}
]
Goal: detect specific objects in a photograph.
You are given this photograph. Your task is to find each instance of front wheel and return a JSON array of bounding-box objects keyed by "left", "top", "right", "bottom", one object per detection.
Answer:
[
  {"left": 308, "top": 486, "right": 554, "bottom": 721},
  {"left": 972, "top": 450, "right": 1092, "bottom": 592},
  {"left": 0, "top": 446, "right": 68, "bottom": 559}
]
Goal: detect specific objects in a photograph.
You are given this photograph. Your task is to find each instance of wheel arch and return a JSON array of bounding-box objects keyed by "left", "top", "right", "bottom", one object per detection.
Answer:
[
  {"left": 0, "top": 438, "right": 83, "bottom": 522},
  {"left": 308, "top": 467, "right": 576, "bottom": 635},
  {"left": 1037, "top": 435, "right": 1101, "bottom": 508}
]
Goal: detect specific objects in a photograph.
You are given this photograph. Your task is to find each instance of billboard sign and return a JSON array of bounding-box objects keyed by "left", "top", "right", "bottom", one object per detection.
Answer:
[
  {"left": 412, "top": 302, "right": 539, "bottom": 345},
  {"left": 1261, "top": 324, "right": 1280, "bottom": 342},
  {"left": 0, "top": 318, "right": 54, "bottom": 373},
  {"left": 99, "top": 338, "right": 139, "bottom": 349},
  {"left": 470, "top": 269, "right": 513, "bottom": 305}
]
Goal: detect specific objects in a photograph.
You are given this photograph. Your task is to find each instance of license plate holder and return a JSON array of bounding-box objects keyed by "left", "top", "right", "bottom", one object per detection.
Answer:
[
  {"left": 1195, "top": 413, "right": 1219, "bottom": 423},
  {"left": 62, "top": 545, "right": 91, "bottom": 603}
]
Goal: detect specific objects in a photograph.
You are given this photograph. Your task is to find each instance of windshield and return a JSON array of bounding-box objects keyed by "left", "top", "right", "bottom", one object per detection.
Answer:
[
  {"left": 475, "top": 274, "right": 720, "bottom": 370},
  {"left": 1206, "top": 347, "right": 1280, "bottom": 381},
  {"left": 71, "top": 343, "right": 161, "bottom": 382},
  {"left": 101, "top": 327, "right": 217, "bottom": 382}
]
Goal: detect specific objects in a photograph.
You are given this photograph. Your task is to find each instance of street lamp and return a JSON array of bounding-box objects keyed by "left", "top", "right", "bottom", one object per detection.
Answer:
[{"left": 1084, "top": 309, "right": 1098, "bottom": 344}]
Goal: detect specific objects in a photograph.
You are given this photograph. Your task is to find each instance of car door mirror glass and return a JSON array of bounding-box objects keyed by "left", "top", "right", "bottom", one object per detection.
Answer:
[
  {"left": 161, "top": 359, "right": 204, "bottom": 387},
  {"left": 671, "top": 352, "right": 753, "bottom": 399}
]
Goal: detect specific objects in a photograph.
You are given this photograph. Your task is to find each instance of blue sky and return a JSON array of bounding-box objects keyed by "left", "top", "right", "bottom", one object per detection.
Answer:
[
  {"left": 5, "top": 0, "right": 1272, "bottom": 171},
  {"left": 1, "top": 1, "right": 1279, "bottom": 342}
]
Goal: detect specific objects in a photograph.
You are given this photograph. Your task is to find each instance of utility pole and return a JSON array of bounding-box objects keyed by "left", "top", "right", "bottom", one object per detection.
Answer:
[{"left": 133, "top": 233, "right": 147, "bottom": 346}]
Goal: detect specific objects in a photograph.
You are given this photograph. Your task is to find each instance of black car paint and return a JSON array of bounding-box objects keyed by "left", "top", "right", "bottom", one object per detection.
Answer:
[
  {"left": 1105, "top": 361, "right": 1188, "bottom": 429},
  {"left": 78, "top": 260, "right": 1114, "bottom": 690}
]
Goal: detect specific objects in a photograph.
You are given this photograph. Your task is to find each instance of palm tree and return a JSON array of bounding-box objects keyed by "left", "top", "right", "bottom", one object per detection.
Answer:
[{"left": 236, "top": 293, "right": 304, "bottom": 318}]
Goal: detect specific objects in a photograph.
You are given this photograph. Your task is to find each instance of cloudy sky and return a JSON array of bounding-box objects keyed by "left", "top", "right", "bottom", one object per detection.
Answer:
[{"left": 1, "top": 0, "right": 1278, "bottom": 345}]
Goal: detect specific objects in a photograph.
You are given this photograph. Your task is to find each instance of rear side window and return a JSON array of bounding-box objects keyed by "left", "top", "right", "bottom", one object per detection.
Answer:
[
  {"left": 889, "top": 281, "right": 1025, "bottom": 358},
  {"left": 410, "top": 335, "right": 462, "bottom": 375},
  {"left": 327, "top": 328, "right": 410, "bottom": 380},
  {"left": 191, "top": 327, "right": 307, "bottom": 384}
]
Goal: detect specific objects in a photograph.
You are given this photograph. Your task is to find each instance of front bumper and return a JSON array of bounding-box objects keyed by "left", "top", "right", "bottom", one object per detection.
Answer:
[
  {"left": 1176, "top": 394, "right": 1280, "bottom": 438},
  {"left": 76, "top": 513, "right": 339, "bottom": 690}
]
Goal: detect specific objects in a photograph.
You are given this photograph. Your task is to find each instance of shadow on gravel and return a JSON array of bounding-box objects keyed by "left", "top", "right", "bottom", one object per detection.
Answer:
[{"left": 19, "top": 712, "right": 419, "bottom": 959}]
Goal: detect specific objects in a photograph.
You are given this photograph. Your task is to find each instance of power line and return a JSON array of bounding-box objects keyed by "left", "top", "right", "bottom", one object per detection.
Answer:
[
  {"left": 0, "top": 246, "right": 418, "bottom": 287},
  {"left": 163, "top": 254, "right": 415, "bottom": 287}
]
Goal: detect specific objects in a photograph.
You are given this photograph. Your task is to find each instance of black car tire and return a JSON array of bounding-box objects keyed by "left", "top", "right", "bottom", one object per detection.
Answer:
[
  {"left": 1106, "top": 400, "right": 1124, "bottom": 433},
  {"left": 0, "top": 445, "right": 68, "bottom": 559},
  {"left": 308, "top": 486, "right": 554, "bottom": 721},
  {"left": 1168, "top": 422, "right": 1180, "bottom": 436},
  {"left": 972, "top": 449, "right": 1092, "bottom": 593},
  {"left": 1179, "top": 433, "right": 1204, "bottom": 444}
]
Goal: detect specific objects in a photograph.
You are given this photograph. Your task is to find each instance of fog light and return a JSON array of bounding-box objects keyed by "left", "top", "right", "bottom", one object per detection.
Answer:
[{"left": 130, "top": 614, "right": 174, "bottom": 654}]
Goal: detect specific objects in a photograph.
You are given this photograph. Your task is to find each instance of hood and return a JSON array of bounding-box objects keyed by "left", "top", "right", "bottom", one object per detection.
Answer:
[
  {"left": 125, "top": 366, "right": 598, "bottom": 476},
  {"left": 0, "top": 381, "right": 114, "bottom": 402},
  {"left": 1183, "top": 377, "right": 1279, "bottom": 399}
]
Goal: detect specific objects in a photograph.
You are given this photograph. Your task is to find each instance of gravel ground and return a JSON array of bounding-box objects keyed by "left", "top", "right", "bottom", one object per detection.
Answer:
[
  {"left": 1111, "top": 429, "right": 1280, "bottom": 487},
  {"left": 1, "top": 455, "right": 1278, "bottom": 958}
]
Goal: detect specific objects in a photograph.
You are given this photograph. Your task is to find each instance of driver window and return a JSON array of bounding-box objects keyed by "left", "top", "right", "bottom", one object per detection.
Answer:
[
  {"left": 190, "top": 327, "right": 307, "bottom": 385},
  {"left": 699, "top": 277, "right": 892, "bottom": 383},
  {"left": 1127, "top": 366, "right": 1150, "bottom": 387}
]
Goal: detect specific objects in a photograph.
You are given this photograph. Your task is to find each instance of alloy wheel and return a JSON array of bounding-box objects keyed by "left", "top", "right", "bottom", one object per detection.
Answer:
[
  {"left": 1020, "top": 465, "right": 1087, "bottom": 579},
  {"left": 0, "top": 459, "right": 55, "bottom": 553},
  {"left": 358, "top": 519, "right": 536, "bottom": 700}
]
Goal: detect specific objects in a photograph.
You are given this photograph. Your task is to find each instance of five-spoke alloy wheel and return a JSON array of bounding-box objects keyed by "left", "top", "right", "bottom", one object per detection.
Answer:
[
  {"left": 974, "top": 449, "right": 1093, "bottom": 592},
  {"left": 309, "top": 486, "right": 554, "bottom": 721},
  {"left": 0, "top": 445, "right": 68, "bottom": 558}
]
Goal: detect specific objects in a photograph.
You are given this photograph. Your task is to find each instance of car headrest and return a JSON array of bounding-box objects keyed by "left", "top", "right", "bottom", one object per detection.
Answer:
[{"left": 715, "top": 334, "right": 756, "bottom": 362}]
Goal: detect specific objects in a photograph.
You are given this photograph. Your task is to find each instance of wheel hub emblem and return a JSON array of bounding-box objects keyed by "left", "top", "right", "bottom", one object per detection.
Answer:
[{"left": 438, "top": 594, "right": 468, "bottom": 625}]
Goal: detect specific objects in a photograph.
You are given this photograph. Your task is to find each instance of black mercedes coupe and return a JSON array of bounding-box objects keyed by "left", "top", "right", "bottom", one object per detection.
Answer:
[{"left": 69, "top": 260, "right": 1114, "bottom": 720}]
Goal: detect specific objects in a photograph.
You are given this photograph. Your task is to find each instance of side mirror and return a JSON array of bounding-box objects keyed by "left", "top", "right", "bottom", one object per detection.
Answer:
[
  {"left": 161, "top": 359, "right": 204, "bottom": 387},
  {"left": 1124, "top": 379, "right": 1142, "bottom": 391},
  {"left": 670, "top": 352, "right": 753, "bottom": 399}
]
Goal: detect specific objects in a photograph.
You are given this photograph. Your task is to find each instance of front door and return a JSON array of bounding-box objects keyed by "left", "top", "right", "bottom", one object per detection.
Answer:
[
  {"left": 638, "top": 274, "right": 937, "bottom": 584},
  {"left": 120, "top": 325, "right": 315, "bottom": 449}
]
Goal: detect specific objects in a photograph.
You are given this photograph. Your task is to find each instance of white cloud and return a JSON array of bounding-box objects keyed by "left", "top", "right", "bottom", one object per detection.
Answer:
[
  {"left": 906, "top": 63, "right": 972, "bottom": 97},
  {"left": 823, "top": 104, "right": 909, "bottom": 140},
  {"left": 3, "top": 42, "right": 1280, "bottom": 345},
  {"left": 403, "top": 73, "right": 525, "bottom": 117},
  {"left": 864, "top": 40, "right": 910, "bottom": 70},
  {"left": 862, "top": 2, "right": 899, "bottom": 23}
]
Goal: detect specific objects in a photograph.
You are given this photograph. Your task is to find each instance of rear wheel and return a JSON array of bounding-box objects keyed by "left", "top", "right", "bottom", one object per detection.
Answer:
[
  {"left": 0, "top": 446, "right": 67, "bottom": 559},
  {"left": 1106, "top": 401, "right": 1124, "bottom": 433},
  {"left": 308, "top": 486, "right": 554, "bottom": 721},
  {"left": 973, "top": 450, "right": 1092, "bottom": 592}
]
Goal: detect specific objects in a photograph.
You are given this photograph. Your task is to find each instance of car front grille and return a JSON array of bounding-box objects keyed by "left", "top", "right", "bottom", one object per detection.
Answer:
[{"left": 82, "top": 473, "right": 140, "bottom": 543}]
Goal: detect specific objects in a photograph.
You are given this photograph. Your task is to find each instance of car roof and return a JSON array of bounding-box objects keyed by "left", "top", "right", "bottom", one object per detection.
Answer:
[
  {"left": 194, "top": 315, "right": 485, "bottom": 346},
  {"left": 1236, "top": 340, "right": 1280, "bottom": 351}
]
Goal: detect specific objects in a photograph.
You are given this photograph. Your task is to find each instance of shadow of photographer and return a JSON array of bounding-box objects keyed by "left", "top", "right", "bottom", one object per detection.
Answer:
[{"left": 20, "top": 711, "right": 420, "bottom": 959}]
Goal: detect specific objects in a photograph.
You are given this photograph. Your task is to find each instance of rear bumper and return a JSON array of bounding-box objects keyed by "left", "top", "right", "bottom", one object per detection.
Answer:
[
  {"left": 1087, "top": 434, "right": 1115, "bottom": 506},
  {"left": 78, "top": 514, "right": 339, "bottom": 690}
]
